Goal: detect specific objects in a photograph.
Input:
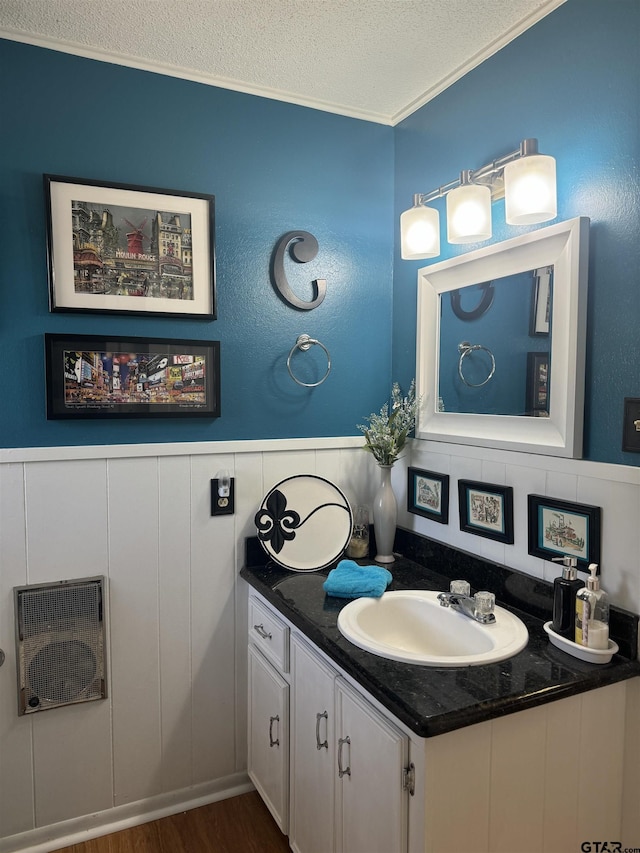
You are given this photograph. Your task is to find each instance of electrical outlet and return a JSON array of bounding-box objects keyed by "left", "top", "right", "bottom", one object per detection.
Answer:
[
  {"left": 211, "top": 478, "right": 235, "bottom": 515},
  {"left": 622, "top": 397, "right": 640, "bottom": 453}
]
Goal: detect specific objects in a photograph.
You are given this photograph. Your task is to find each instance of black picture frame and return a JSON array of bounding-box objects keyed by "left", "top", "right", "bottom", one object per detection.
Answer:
[
  {"left": 525, "top": 351, "right": 550, "bottom": 416},
  {"left": 529, "top": 266, "right": 552, "bottom": 336},
  {"left": 45, "top": 333, "right": 220, "bottom": 419},
  {"left": 407, "top": 467, "right": 449, "bottom": 524},
  {"left": 622, "top": 397, "right": 640, "bottom": 453},
  {"left": 527, "top": 494, "right": 601, "bottom": 571},
  {"left": 44, "top": 175, "right": 216, "bottom": 319},
  {"left": 458, "top": 479, "right": 514, "bottom": 544}
]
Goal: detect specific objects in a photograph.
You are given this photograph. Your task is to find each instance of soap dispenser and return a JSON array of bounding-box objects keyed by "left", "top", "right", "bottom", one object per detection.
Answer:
[
  {"left": 551, "top": 556, "right": 584, "bottom": 639},
  {"left": 575, "top": 563, "right": 609, "bottom": 649}
]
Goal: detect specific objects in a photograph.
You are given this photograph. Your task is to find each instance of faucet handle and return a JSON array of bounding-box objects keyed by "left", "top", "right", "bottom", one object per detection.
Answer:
[
  {"left": 450, "top": 579, "right": 471, "bottom": 596},
  {"left": 474, "top": 591, "right": 495, "bottom": 618}
]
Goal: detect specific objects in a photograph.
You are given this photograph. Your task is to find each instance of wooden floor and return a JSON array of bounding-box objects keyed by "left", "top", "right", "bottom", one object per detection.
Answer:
[{"left": 58, "top": 792, "right": 291, "bottom": 853}]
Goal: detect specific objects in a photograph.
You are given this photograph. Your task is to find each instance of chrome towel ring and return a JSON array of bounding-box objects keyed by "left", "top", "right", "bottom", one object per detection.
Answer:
[
  {"left": 287, "top": 334, "right": 332, "bottom": 387},
  {"left": 458, "top": 341, "right": 496, "bottom": 388}
]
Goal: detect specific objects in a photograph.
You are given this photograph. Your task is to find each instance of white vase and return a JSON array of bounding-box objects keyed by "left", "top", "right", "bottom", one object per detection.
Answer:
[{"left": 373, "top": 464, "right": 397, "bottom": 563}]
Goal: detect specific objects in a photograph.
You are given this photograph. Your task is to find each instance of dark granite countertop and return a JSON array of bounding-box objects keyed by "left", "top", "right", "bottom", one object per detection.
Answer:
[{"left": 241, "top": 532, "right": 640, "bottom": 738}]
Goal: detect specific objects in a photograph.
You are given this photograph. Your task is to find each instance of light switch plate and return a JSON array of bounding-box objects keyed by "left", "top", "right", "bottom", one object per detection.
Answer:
[{"left": 622, "top": 397, "right": 640, "bottom": 453}]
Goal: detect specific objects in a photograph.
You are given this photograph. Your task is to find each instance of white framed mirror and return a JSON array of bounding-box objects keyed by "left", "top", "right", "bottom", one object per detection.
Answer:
[{"left": 416, "top": 217, "right": 590, "bottom": 457}]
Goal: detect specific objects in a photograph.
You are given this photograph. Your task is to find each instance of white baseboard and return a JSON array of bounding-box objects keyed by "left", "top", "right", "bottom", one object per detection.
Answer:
[{"left": 0, "top": 773, "right": 253, "bottom": 853}]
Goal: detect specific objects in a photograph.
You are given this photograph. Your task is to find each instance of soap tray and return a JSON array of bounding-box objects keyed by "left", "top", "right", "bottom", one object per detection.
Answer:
[{"left": 543, "top": 622, "right": 618, "bottom": 664}]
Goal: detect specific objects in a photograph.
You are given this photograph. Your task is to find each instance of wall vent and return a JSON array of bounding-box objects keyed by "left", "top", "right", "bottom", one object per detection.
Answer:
[{"left": 14, "top": 576, "right": 107, "bottom": 715}]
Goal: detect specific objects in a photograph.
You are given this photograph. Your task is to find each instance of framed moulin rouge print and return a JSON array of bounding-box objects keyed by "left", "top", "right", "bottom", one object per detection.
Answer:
[
  {"left": 529, "top": 266, "right": 552, "bottom": 336},
  {"left": 44, "top": 175, "right": 216, "bottom": 318}
]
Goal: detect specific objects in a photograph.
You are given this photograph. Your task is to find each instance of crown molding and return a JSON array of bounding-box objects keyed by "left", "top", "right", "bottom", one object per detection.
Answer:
[{"left": 0, "top": 28, "right": 393, "bottom": 125}]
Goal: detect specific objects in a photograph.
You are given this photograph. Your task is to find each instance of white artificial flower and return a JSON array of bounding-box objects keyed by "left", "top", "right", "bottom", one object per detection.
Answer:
[{"left": 357, "top": 380, "right": 418, "bottom": 466}]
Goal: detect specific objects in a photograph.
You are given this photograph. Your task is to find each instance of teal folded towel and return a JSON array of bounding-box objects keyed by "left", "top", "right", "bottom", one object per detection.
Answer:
[{"left": 323, "top": 559, "right": 392, "bottom": 599}]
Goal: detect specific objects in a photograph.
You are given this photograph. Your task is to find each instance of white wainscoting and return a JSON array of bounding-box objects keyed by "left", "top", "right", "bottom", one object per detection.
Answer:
[
  {"left": 0, "top": 436, "right": 638, "bottom": 851},
  {"left": 0, "top": 438, "right": 375, "bottom": 852},
  {"left": 400, "top": 439, "right": 640, "bottom": 617}
]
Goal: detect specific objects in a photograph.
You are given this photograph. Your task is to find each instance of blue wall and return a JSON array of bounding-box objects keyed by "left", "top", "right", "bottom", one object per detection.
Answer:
[
  {"left": 393, "top": 0, "right": 640, "bottom": 465},
  {"left": 2, "top": 0, "right": 639, "bottom": 464},
  {"left": 0, "top": 39, "right": 393, "bottom": 447}
]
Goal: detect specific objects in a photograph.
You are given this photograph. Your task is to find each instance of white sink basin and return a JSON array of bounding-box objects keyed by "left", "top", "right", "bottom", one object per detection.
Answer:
[{"left": 337, "top": 590, "right": 528, "bottom": 667}]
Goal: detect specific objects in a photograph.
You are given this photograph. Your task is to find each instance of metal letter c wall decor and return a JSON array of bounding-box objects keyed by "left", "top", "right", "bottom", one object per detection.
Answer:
[
  {"left": 450, "top": 280, "right": 494, "bottom": 321},
  {"left": 272, "top": 231, "right": 326, "bottom": 311}
]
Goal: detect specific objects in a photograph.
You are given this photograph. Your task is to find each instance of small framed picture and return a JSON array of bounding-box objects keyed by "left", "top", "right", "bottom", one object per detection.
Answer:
[
  {"left": 458, "top": 480, "right": 514, "bottom": 544},
  {"left": 525, "top": 351, "right": 550, "bottom": 415},
  {"left": 529, "top": 266, "right": 552, "bottom": 336},
  {"left": 407, "top": 467, "right": 449, "bottom": 524},
  {"left": 527, "top": 495, "right": 601, "bottom": 570},
  {"left": 45, "top": 333, "right": 220, "bottom": 419},
  {"left": 44, "top": 174, "right": 216, "bottom": 318}
]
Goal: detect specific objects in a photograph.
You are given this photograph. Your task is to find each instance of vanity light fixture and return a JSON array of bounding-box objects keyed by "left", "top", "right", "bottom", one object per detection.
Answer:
[
  {"left": 447, "top": 170, "right": 492, "bottom": 244},
  {"left": 400, "top": 202, "right": 440, "bottom": 259},
  {"left": 400, "top": 138, "right": 557, "bottom": 260}
]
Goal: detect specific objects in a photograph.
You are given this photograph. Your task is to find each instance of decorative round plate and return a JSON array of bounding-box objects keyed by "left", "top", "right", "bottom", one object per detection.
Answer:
[{"left": 255, "top": 475, "right": 352, "bottom": 572}]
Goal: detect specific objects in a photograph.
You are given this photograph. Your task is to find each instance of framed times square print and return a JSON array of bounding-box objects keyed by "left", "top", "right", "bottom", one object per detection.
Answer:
[{"left": 45, "top": 334, "right": 220, "bottom": 419}]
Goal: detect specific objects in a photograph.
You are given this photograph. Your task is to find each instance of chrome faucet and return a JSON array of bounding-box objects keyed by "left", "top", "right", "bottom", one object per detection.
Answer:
[{"left": 438, "top": 582, "right": 496, "bottom": 624}]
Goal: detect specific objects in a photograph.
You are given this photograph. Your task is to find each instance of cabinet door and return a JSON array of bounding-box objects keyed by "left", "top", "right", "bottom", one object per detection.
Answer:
[
  {"left": 290, "top": 635, "right": 336, "bottom": 853},
  {"left": 248, "top": 645, "right": 289, "bottom": 833},
  {"left": 335, "top": 679, "right": 408, "bottom": 853}
]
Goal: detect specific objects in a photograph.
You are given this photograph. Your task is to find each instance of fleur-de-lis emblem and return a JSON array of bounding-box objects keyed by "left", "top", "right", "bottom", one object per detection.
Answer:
[{"left": 255, "top": 490, "right": 301, "bottom": 554}]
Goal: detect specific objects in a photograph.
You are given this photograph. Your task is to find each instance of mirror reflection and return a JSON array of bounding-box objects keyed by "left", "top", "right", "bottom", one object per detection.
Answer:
[{"left": 437, "top": 267, "right": 553, "bottom": 416}]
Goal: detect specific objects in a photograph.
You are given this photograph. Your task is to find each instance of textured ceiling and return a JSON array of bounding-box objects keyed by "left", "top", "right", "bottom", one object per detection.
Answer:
[{"left": 0, "top": 0, "right": 564, "bottom": 124}]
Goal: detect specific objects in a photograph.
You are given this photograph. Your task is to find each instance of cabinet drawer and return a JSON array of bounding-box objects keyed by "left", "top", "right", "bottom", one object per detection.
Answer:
[{"left": 249, "top": 594, "right": 289, "bottom": 673}]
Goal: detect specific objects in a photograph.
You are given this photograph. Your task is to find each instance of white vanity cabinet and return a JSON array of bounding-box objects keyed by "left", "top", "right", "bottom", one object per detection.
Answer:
[
  {"left": 289, "top": 634, "right": 409, "bottom": 853},
  {"left": 249, "top": 592, "right": 411, "bottom": 853},
  {"left": 334, "top": 678, "right": 409, "bottom": 853},
  {"left": 248, "top": 645, "right": 289, "bottom": 833},
  {"left": 247, "top": 588, "right": 631, "bottom": 853},
  {"left": 290, "top": 634, "right": 336, "bottom": 853},
  {"left": 247, "top": 595, "right": 291, "bottom": 833}
]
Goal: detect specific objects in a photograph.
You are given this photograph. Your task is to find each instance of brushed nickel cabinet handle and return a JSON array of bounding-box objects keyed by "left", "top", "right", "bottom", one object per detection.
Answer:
[
  {"left": 316, "top": 711, "right": 328, "bottom": 750},
  {"left": 269, "top": 715, "right": 280, "bottom": 747},
  {"left": 337, "top": 735, "right": 351, "bottom": 778},
  {"left": 254, "top": 623, "right": 272, "bottom": 640}
]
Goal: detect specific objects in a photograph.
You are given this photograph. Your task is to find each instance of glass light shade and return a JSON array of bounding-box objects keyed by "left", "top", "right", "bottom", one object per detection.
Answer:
[
  {"left": 504, "top": 154, "right": 557, "bottom": 224},
  {"left": 446, "top": 183, "right": 492, "bottom": 244},
  {"left": 400, "top": 205, "right": 440, "bottom": 259}
]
